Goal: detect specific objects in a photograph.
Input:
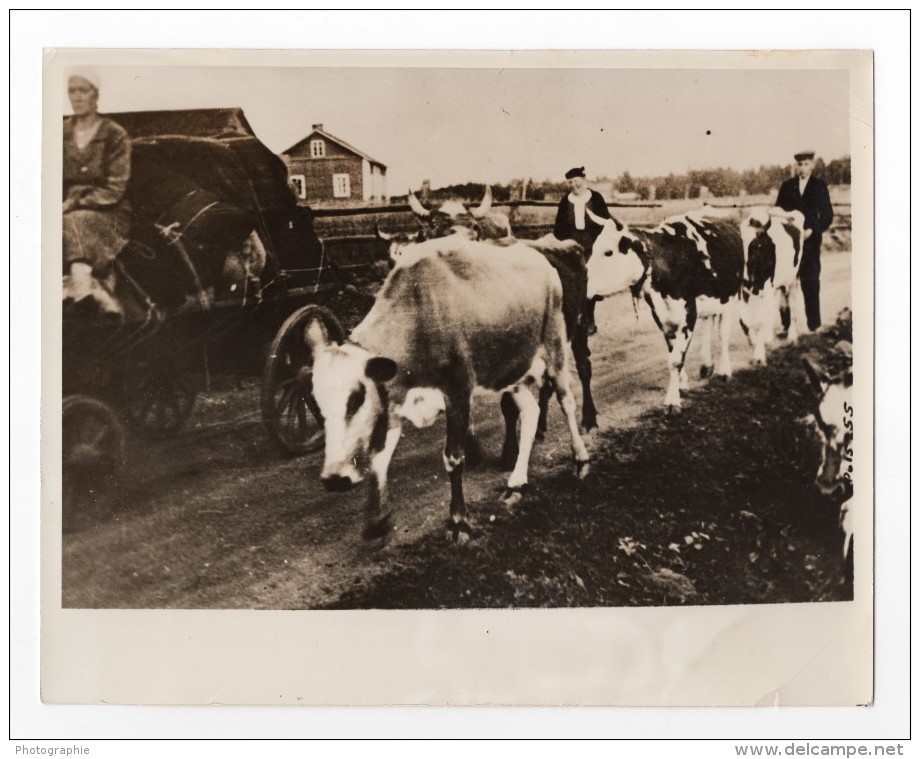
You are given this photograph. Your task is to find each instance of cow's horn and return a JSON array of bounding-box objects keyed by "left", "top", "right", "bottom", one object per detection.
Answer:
[
  {"left": 407, "top": 190, "right": 431, "bottom": 217},
  {"left": 470, "top": 185, "right": 493, "bottom": 218},
  {"left": 375, "top": 222, "right": 396, "bottom": 242}
]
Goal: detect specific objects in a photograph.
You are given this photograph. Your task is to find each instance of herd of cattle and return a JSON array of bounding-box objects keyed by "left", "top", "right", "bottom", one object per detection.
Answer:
[{"left": 304, "top": 188, "right": 852, "bottom": 560}]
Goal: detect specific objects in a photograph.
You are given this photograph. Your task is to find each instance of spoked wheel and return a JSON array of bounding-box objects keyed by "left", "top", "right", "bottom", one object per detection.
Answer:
[
  {"left": 261, "top": 305, "right": 345, "bottom": 456},
  {"left": 122, "top": 366, "right": 199, "bottom": 438},
  {"left": 62, "top": 395, "right": 125, "bottom": 513}
]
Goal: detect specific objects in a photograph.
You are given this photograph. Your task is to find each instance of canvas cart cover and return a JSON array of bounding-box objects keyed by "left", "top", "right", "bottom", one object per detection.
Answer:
[{"left": 105, "top": 109, "right": 325, "bottom": 307}]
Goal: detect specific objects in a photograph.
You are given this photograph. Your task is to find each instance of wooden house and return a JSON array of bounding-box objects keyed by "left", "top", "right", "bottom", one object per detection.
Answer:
[{"left": 282, "top": 124, "right": 387, "bottom": 207}]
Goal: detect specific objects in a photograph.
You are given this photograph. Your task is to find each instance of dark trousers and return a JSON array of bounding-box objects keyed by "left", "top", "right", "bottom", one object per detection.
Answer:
[{"left": 799, "top": 241, "right": 822, "bottom": 331}]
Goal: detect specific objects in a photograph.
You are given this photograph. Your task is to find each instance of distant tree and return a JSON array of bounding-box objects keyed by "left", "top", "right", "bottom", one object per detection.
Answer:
[
  {"left": 825, "top": 156, "right": 851, "bottom": 185},
  {"left": 615, "top": 171, "right": 636, "bottom": 193},
  {"left": 813, "top": 157, "right": 827, "bottom": 180}
]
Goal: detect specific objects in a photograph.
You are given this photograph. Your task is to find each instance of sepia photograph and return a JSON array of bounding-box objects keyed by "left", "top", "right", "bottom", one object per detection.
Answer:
[{"left": 38, "top": 44, "right": 875, "bottom": 709}]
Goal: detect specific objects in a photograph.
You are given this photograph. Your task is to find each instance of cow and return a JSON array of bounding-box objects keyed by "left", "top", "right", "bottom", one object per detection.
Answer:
[
  {"left": 802, "top": 350, "right": 854, "bottom": 564},
  {"left": 584, "top": 208, "right": 745, "bottom": 409},
  {"left": 377, "top": 221, "right": 598, "bottom": 449},
  {"left": 305, "top": 234, "right": 591, "bottom": 543},
  {"left": 739, "top": 207, "right": 806, "bottom": 364},
  {"left": 407, "top": 185, "right": 513, "bottom": 241},
  {"left": 497, "top": 234, "right": 597, "bottom": 468}
]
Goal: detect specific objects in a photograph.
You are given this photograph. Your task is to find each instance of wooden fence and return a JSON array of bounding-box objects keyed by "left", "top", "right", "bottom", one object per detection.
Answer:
[{"left": 311, "top": 200, "right": 852, "bottom": 273}]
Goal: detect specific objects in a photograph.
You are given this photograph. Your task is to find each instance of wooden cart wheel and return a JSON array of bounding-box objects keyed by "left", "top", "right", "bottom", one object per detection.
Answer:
[
  {"left": 62, "top": 395, "right": 125, "bottom": 512},
  {"left": 261, "top": 305, "right": 345, "bottom": 456},
  {"left": 123, "top": 366, "right": 199, "bottom": 438}
]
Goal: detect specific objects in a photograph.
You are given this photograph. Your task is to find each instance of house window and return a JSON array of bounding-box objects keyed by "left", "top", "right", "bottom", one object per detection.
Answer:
[
  {"left": 289, "top": 174, "right": 306, "bottom": 200},
  {"left": 310, "top": 139, "right": 325, "bottom": 158},
  {"left": 333, "top": 173, "right": 351, "bottom": 198}
]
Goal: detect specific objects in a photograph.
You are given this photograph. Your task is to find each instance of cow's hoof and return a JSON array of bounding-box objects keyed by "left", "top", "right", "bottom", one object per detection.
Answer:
[
  {"left": 501, "top": 486, "right": 526, "bottom": 507},
  {"left": 777, "top": 330, "right": 789, "bottom": 340},
  {"left": 699, "top": 364, "right": 714, "bottom": 380},
  {"left": 582, "top": 416, "right": 598, "bottom": 433},
  {"left": 665, "top": 403, "right": 682, "bottom": 415},
  {"left": 446, "top": 519, "right": 474, "bottom": 544},
  {"left": 713, "top": 373, "right": 731, "bottom": 382},
  {"left": 362, "top": 513, "right": 393, "bottom": 540},
  {"left": 575, "top": 459, "right": 591, "bottom": 480}
]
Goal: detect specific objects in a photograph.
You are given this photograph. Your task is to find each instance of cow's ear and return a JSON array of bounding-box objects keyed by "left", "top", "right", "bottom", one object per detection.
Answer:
[
  {"left": 802, "top": 359, "right": 828, "bottom": 395},
  {"left": 365, "top": 356, "right": 398, "bottom": 384}
]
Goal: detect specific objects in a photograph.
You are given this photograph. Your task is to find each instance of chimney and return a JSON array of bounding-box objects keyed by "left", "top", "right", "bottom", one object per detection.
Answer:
[{"left": 312, "top": 123, "right": 324, "bottom": 132}]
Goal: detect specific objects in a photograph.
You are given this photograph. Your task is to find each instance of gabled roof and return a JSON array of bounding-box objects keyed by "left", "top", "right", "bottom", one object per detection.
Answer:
[{"left": 283, "top": 126, "right": 386, "bottom": 169}]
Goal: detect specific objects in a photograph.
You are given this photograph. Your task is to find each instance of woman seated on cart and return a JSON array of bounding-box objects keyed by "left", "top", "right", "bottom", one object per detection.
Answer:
[{"left": 62, "top": 68, "right": 130, "bottom": 317}]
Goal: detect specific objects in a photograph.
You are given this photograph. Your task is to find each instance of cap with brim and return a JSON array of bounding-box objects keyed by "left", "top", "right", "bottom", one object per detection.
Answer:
[
  {"left": 68, "top": 67, "right": 101, "bottom": 91},
  {"left": 565, "top": 167, "right": 586, "bottom": 180},
  {"left": 794, "top": 151, "right": 815, "bottom": 161}
]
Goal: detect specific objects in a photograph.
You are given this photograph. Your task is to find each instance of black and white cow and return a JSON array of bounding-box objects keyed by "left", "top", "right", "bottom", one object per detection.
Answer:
[
  {"left": 802, "top": 351, "right": 854, "bottom": 562},
  {"left": 306, "top": 234, "right": 591, "bottom": 542},
  {"left": 739, "top": 207, "right": 806, "bottom": 364},
  {"left": 585, "top": 209, "right": 745, "bottom": 409}
]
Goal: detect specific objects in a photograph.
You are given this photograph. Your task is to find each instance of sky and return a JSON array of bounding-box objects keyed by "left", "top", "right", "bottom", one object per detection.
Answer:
[{"left": 70, "top": 64, "right": 851, "bottom": 194}]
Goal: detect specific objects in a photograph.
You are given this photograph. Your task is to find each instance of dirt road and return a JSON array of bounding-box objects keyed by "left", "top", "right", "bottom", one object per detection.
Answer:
[{"left": 62, "top": 249, "right": 852, "bottom": 609}]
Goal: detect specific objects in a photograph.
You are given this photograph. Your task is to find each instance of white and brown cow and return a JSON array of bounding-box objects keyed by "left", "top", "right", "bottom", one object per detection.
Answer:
[
  {"left": 739, "top": 207, "right": 806, "bottom": 364},
  {"left": 585, "top": 209, "right": 745, "bottom": 409},
  {"left": 306, "top": 234, "right": 591, "bottom": 542},
  {"left": 378, "top": 220, "right": 598, "bottom": 450}
]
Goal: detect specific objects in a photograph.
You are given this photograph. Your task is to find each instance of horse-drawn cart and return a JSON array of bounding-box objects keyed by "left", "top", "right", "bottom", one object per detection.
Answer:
[{"left": 61, "top": 108, "right": 348, "bottom": 510}]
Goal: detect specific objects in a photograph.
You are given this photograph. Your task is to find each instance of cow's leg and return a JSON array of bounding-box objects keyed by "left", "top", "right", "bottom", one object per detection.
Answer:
[
  {"left": 502, "top": 384, "right": 540, "bottom": 506},
  {"left": 664, "top": 298, "right": 696, "bottom": 408},
  {"left": 776, "top": 286, "right": 790, "bottom": 340},
  {"left": 551, "top": 360, "right": 591, "bottom": 480},
  {"left": 464, "top": 428, "right": 484, "bottom": 470},
  {"left": 540, "top": 335, "right": 591, "bottom": 478},
  {"left": 363, "top": 422, "right": 403, "bottom": 540},
  {"left": 536, "top": 377, "right": 554, "bottom": 441},
  {"left": 716, "top": 298, "right": 734, "bottom": 377},
  {"left": 499, "top": 391, "right": 519, "bottom": 471},
  {"left": 444, "top": 393, "right": 473, "bottom": 543},
  {"left": 698, "top": 314, "right": 714, "bottom": 379},
  {"left": 747, "top": 292, "right": 767, "bottom": 365},
  {"left": 571, "top": 322, "right": 598, "bottom": 431},
  {"left": 781, "top": 284, "right": 800, "bottom": 343}
]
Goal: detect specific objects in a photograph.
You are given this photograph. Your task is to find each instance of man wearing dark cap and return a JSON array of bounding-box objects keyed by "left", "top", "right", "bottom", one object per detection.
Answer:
[
  {"left": 775, "top": 150, "right": 834, "bottom": 331},
  {"left": 553, "top": 167, "right": 612, "bottom": 333}
]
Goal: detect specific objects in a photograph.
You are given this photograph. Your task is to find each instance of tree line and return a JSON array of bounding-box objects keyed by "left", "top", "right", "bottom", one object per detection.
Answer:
[{"left": 393, "top": 155, "right": 850, "bottom": 204}]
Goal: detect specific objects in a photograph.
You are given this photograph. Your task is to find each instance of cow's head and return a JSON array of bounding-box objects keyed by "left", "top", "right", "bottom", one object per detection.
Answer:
[
  {"left": 305, "top": 319, "right": 397, "bottom": 491},
  {"left": 584, "top": 209, "right": 647, "bottom": 299},
  {"left": 375, "top": 223, "right": 430, "bottom": 267},
  {"left": 740, "top": 208, "right": 776, "bottom": 297},
  {"left": 802, "top": 356, "right": 854, "bottom": 500},
  {"left": 740, "top": 208, "right": 805, "bottom": 296},
  {"left": 407, "top": 185, "right": 512, "bottom": 241}
]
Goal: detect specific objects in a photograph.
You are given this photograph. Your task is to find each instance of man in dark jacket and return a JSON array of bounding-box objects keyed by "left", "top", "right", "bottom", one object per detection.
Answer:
[
  {"left": 775, "top": 150, "right": 834, "bottom": 331},
  {"left": 553, "top": 167, "right": 611, "bottom": 334}
]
